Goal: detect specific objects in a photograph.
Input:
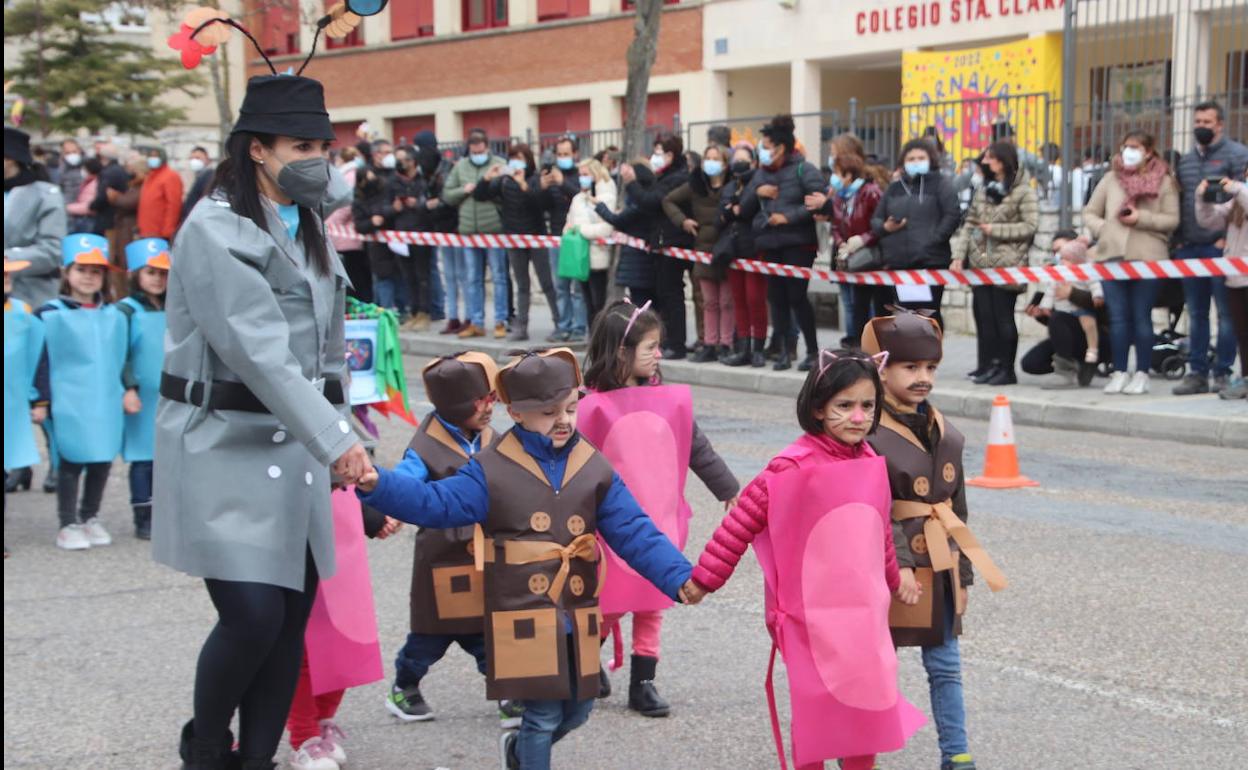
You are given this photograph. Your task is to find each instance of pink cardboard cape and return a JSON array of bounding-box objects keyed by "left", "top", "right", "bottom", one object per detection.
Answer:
[
  {"left": 305, "top": 488, "right": 384, "bottom": 695},
  {"left": 578, "top": 385, "right": 693, "bottom": 617},
  {"left": 759, "top": 452, "right": 925, "bottom": 767}
]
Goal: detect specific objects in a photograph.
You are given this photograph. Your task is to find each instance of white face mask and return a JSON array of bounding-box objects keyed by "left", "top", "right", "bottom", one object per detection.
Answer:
[
  {"left": 63, "top": 153, "right": 82, "bottom": 167},
  {"left": 381, "top": 154, "right": 397, "bottom": 170},
  {"left": 188, "top": 158, "right": 206, "bottom": 173},
  {"left": 650, "top": 153, "right": 667, "bottom": 172},
  {"left": 1120, "top": 147, "right": 1144, "bottom": 168}
]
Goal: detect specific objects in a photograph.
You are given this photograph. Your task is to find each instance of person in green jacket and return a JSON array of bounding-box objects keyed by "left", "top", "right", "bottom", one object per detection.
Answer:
[{"left": 442, "top": 128, "right": 508, "bottom": 340}]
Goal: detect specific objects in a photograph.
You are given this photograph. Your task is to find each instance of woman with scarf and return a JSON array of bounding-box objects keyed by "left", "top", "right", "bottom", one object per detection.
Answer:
[{"left": 1083, "top": 131, "right": 1179, "bottom": 395}]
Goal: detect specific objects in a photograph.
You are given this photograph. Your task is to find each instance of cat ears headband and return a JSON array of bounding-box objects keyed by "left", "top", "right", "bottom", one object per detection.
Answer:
[
  {"left": 169, "top": 0, "right": 388, "bottom": 76},
  {"left": 621, "top": 298, "right": 653, "bottom": 341},
  {"left": 816, "top": 349, "right": 889, "bottom": 380}
]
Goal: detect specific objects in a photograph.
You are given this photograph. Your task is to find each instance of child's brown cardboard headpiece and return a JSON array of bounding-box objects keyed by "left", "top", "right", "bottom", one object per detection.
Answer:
[
  {"left": 496, "top": 348, "right": 582, "bottom": 411},
  {"left": 421, "top": 351, "right": 498, "bottom": 423},
  {"left": 860, "top": 307, "right": 943, "bottom": 363}
]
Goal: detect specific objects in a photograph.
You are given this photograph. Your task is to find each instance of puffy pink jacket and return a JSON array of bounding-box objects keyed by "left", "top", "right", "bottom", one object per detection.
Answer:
[{"left": 692, "top": 432, "right": 900, "bottom": 594}]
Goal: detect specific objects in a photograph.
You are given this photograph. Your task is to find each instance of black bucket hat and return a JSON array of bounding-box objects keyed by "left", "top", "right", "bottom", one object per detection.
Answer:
[
  {"left": 231, "top": 75, "right": 335, "bottom": 141},
  {"left": 4, "top": 127, "right": 33, "bottom": 166}
]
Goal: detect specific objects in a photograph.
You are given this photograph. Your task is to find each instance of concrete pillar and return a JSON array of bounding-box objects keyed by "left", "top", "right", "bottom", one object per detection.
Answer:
[
  {"left": 590, "top": 93, "right": 620, "bottom": 130},
  {"left": 510, "top": 102, "right": 539, "bottom": 142},
  {"left": 437, "top": 109, "right": 463, "bottom": 143},
  {"left": 511, "top": 0, "right": 537, "bottom": 26},
  {"left": 363, "top": 1, "right": 391, "bottom": 45},
  {"left": 433, "top": 0, "right": 460, "bottom": 36},
  {"left": 790, "top": 59, "right": 822, "bottom": 159},
  {"left": 1170, "top": 6, "right": 1211, "bottom": 153},
  {"left": 706, "top": 71, "right": 729, "bottom": 127},
  {"left": 588, "top": 0, "right": 612, "bottom": 15}
]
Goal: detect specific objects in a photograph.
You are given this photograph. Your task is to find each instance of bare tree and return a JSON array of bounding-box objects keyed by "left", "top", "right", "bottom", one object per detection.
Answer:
[{"left": 621, "top": 0, "right": 663, "bottom": 161}]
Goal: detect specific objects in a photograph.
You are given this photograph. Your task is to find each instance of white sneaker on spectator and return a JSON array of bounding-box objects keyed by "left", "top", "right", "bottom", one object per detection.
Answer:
[
  {"left": 318, "top": 719, "right": 347, "bottom": 764},
  {"left": 1123, "top": 370, "right": 1151, "bottom": 395},
  {"left": 82, "top": 518, "right": 112, "bottom": 546},
  {"left": 290, "top": 737, "right": 339, "bottom": 770},
  {"left": 55, "top": 524, "right": 91, "bottom": 551},
  {"left": 1103, "top": 371, "right": 1130, "bottom": 394}
]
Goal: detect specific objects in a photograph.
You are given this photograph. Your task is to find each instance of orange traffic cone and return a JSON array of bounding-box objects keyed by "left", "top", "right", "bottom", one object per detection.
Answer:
[{"left": 967, "top": 395, "right": 1039, "bottom": 489}]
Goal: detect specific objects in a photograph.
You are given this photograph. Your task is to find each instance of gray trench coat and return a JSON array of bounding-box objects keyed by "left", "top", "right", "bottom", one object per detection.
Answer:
[
  {"left": 4, "top": 181, "right": 67, "bottom": 306},
  {"left": 152, "top": 189, "right": 355, "bottom": 590}
]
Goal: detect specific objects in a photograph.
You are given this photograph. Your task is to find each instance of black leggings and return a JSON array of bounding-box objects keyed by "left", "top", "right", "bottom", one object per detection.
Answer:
[
  {"left": 657, "top": 259, "right": 690, "bottom": 353},
  {"left": 56, "top": 460, "right": 110, "bottom": 528},
  {"left": 396, "top": 245, "right": 433, "bottom": 316},
  {"left": 583, "top": 270, "right": 609, "bottom": 329},
  {"left": 765, "top": 246, "right": 818, "bottom": 357},
  {"left": 971, "top": 286, "right": 1020, "bottom": 371},
  {"left": 194, "top": 550, "right": 319, "bottom": 761}
]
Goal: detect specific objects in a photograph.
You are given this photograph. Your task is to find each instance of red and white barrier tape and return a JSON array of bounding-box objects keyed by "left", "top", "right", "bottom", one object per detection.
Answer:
[{"left": 326, "top": 225, "right": 1248, "bottom": 287}]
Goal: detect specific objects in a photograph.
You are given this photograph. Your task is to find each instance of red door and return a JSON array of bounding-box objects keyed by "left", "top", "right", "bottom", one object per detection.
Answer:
[
  {"left": 390, "top": 0, "right": 434, "bottom": 40},
  {"left": 331, "top": 121, "right": 361, "bottom": 148},
  {"left": 538, "top": 101, "right": 590, "bottom": 136},
  {"left": 392, "top": 115, "right": 436, "bottom": 145},
  {"left": 645, "top": 92, "right": 680, "bottom": 131},
  {"left": 461, "top": 108, "right": 511, "bottom": 141}
]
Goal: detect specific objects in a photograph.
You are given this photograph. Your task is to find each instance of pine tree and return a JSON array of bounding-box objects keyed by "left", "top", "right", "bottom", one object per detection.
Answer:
[{"left": 3, "top": 0, "right": 202, "bottom": 136}]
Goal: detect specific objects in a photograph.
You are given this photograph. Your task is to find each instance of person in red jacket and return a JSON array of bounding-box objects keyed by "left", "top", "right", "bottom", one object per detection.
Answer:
[
  {"left": 688, "top": 349, "right": 923, "bottom": 770},
  {"left": 137, "top": 148, "right": 184, "bottom": 240}
]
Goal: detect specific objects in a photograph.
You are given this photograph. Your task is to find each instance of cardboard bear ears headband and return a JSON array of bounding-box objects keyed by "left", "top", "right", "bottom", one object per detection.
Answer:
[{"left": 168, "top": 0, "right": 388, "bottom": 76}]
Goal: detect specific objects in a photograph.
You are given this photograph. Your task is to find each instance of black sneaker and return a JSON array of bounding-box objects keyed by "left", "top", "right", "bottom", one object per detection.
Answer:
[
  {"left": 499, "top": 731, "right": 519, "bottom": 770},
  {"left": 1172, "top": 373, "right": 1209, "bottom": 396},
  {"left": 597, "top": 667, "right": 612, "bottom": 699},
  {"left": 498, "top": 699, "right": 524, "bottom": 729},
  {"left": 385, "top": 683, "right": 434, "bottom": 722}
]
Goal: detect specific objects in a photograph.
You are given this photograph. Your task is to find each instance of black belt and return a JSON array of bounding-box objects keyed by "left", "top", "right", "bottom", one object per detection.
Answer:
[{"left": 160, "top": 373, "right": 344, "bottom": 413}]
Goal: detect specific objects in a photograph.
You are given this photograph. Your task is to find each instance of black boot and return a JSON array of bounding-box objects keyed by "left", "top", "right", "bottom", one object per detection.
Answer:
[
  {"left": 690, "top": 344, "right": 719, "bottom": 363},
  {"left": 179, "top": 719, "right": 234, "bottom": 770},
  {"left": 722, "top": 338, "right": 749, "bottom": 366},
  {"left": 764, "top": 334, "right": 781, "bottom": 361},
  {"left": 5, "top": 467, "right": 32, "bottom": 493},
  {"left": 773, "top": 348, "right": 792, "bottom": 371},
  {"left": 786, "top": 337, "right": 798, "bottom": 361},
  {"left": 628, "top": 655, "right": 670, "bottom": 717},
  {"left": 750, "top": 337, "right": 767, "bottom": 368},
  {"left": 598, "top": 666, "right": 612, "bottom": 699},
  {"left": 134, "top": 504, "right": 152, "bottom": 541},
  {"left": 796, "top": 352, "right": 817, "bottom": 372},
  {"left": 42, "top": 466, "right": 57, "bottom": 494},
  {"left": 972, "top": 363, "right": 1001, "bottom": 385}
]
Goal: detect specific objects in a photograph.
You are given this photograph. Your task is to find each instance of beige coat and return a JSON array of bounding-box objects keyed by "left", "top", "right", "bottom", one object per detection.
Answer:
[{"left": 1082, "top": 169, "right": 1180, "bottom": 262}]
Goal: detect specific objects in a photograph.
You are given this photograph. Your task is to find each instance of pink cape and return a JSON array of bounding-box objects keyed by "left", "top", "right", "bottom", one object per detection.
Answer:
[
  {"left": 578, "top": 385, "right": 693, "bottom": 616},
  {"left": 759, "top": 454, "right": 925, "bottom": 767},
  {"left": 305, "top": 489, "right": 384, "bottom": 695}
]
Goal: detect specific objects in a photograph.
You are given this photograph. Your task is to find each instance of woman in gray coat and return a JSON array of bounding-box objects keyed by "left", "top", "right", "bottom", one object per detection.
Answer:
[{"left": 153, "top": 74, "right": 371, "bottom": 770}]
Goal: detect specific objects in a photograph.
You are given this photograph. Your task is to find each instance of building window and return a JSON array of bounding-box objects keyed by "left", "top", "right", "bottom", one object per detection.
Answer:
[
  {"left": 259, "top": 2, "right": 301, "bottom": 56},
  {"left": 325, "top": 0, "right": 364, "bottom": 48},
  {"left": 463, "top": 0, "right": 507, "bottom": 30},
  {"left": 537, "top": 0, "right": 588, "bottom": 21},
  {"left": 1088, "top": 60, "right": 1172, "bottom": 121},
  {"left": 391, "top": 0, "right": 434, "bottom": 39}
]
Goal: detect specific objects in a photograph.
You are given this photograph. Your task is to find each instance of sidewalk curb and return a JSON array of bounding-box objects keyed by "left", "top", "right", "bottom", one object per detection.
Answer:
[{"left": 399, "top": 332, "right": 1248, "bottom": 449}]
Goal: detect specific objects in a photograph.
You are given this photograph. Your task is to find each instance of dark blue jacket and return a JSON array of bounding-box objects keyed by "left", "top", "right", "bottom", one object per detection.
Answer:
[{"left": 359, "top": 426, "right": 692, "bottom": 600}]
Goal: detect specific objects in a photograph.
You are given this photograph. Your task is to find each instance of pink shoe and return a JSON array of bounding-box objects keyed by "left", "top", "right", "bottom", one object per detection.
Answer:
[{"left": 318, "top": 720, "right": 347, "bottom": 765}]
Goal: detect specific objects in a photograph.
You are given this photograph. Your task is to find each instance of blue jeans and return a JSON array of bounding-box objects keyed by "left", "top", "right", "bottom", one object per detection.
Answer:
[
  {"left": 394, "top": 632, "right": 486, "bottom": 688},
  {"left": 550, "top": 248, "right": 587, "bottom": 335},
  {"left": 1102, "top": 278, "right": 1160, "bottom": 372},
  {"left": 461, "top": 246, "right": 507, "bottom": 327},
  {"left": 920, "top": 587, "right": 968, "bottom": 764},
  {"left": 428, "top": 250, "right": 445, "bottom": 320},
  {"left": 440, "top": 246, "right": 464, "bottom": 321},
  {"left": 372, "top": 275, "right": 407, "bottom": 313},
  {"left": 515, "top": 638, "right": 594, "bottom": 770},
  {"left": 1176, "top": 244, "right": 1236, "bottom": 376},
  {"left": 129, "top": 460, "right": 153, "bottom": 506}
]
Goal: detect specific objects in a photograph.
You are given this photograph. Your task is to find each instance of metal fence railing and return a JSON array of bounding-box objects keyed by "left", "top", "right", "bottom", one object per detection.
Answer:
[{"left": 533, "top": 125, "right": 672, "bottom": 158}]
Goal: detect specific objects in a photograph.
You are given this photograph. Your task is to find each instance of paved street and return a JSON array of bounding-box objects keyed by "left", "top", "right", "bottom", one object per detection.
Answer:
[{"left": 4, "top": 358, "right": 1247, "bottom": 769}]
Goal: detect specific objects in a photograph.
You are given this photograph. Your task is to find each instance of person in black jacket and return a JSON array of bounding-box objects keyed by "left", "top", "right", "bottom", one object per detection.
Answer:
[
  {"left": 352, "top": 168, "right": 403, "bottom": 313},
  {"left": 620, "top": 133, "right": 694, "bottom": 358},
  {"left": 739, "top": 115, "right": 826, "bottom": 371},
  {"left": 387, "top": 145, "right": 434, "bottom": 330},
  {"left": 475, "top": 142, "right": 558, "bottom": 341},
  {"left": 871, "top": 138, "right": 962, "bottom": 328},
  {"left": 717, "top": 145, "right": 768, "bottom": 367},
  {"left": 542, "top": 135, "right": 588, "bottom": 341},
  {"left": 597, "top": 162, "right": 660, "bottom": 306}
]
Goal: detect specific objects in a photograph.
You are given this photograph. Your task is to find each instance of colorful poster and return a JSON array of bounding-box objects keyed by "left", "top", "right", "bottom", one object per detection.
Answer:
[
  {"left": 344, "top": 318, "right": 385, "bottom": 406},
  {"left": 901, "top": 33, "right": 1063, "bottom": 164}
]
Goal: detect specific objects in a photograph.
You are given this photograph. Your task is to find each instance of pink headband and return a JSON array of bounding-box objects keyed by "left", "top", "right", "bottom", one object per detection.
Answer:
[
  {"left": 622, "top": 299, "right": 652, "bottom": 341},
  {"left": 816, "top": 349, "right": 889, "bottom": 380}
]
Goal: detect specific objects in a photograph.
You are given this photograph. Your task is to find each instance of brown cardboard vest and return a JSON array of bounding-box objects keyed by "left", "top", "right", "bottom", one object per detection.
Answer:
[
  {"left": 869, "top": 406, "right": 967, "bottom": 647},
  {"left": 476, "top": 431, "right": 614, "bottom": 702},
  {"left": 406, "top": 414, "right": 497, "bottom": 636}
]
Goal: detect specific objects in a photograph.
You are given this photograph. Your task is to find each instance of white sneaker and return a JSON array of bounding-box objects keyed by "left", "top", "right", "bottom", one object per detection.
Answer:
[
  {"left": 81, "top": 518, "right": 112, "bottom": 546},
  {"left": 318, "top": 720, "right": 347, "bottom": 765},
  {"left": 55, "top": 524, "right": 91, "bottom": 551},
  {"left": 289, "top": 737, "right": 340, "bottom": 770},
  {"left": 1102, "top": 371, "right": 1130, "bottom": 394},
  {"left": 1123, "top": 370, "right": 1151, "bottom": 395}
]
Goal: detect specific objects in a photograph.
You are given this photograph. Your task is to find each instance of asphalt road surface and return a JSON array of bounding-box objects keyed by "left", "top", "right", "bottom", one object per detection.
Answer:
[{"left": 4, "top": 359, "right": 1247, "bottom": 769}]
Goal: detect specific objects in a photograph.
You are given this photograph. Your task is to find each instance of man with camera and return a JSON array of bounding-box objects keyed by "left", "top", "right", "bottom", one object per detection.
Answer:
[{"left": 1172, "top": 100, "right": 1248, "bottom": 395}]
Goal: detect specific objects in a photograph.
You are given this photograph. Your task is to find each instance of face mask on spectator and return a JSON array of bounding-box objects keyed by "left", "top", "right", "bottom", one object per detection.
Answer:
[
  {"left": 353, "top": 157, "right": 366, "bottom": 171},
  {"left": 829, "top": 174, "right": 844, "bottom": 192},
  {"left": 650, "top": 153, "right": 667, "bottom": 172},
  {"left": 971, "top": 173, "right": 984, "bottom": 188},
  {"left": 557, "top": 157, "right": 575, "bottom": 171},
  {"left": 702, "top": 159, "right": 724, "bottom": 177},
  {"left": 1120, "top": 147, "right": 1144, "bottom": 168},
  {"left": 731, "top": 160, "right": 752, "bottom": 176},
  {"left": 189, "top": 158, "right": 206, "bottom": 173},
  {"left": 147, "top": 156, "right": 163, "bottom": 169},
  {"left": 64, "top": 153, "right": 82, "bottom": 167},
  {"left": 826, "top": 155, "right": 837, "bottom": 172},
  {"left": 380, "top": 154, "right": 397, "bottom": 170},
  {"left": 757, "top": 147, "right": 773, "bottom": 167},
  {"left": 578, "top": 175, "right": 593, "bottom": 190},
  {"left": 508, "top": 158, "right": 527, "bottom": 172},
  {"left": 470, "top": 152, "right": 489, "bottom": 166},
  {"left": 904, "top": 159, "right": 930, "bottom": 177},
  {"left": 1193, "top": 127, "right": 1215, "bottom": 146}
]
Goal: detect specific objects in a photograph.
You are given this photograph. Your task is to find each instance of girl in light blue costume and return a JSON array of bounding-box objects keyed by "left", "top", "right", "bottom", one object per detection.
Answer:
[
  {"left": 5, "top": 258, "right": 46, "bottom": 557},
  {"left": 34, "top": 233, "right": 134, "bottom": 551},
  {"left": 118, "top": 238, "right": 169, "bottom": 540}
]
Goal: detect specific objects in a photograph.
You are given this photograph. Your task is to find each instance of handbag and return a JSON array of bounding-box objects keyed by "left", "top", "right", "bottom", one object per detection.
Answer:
[
  {"left": 845, "top": 245, "right": 883, "bottom": 272},
  {"left": 557, "top": 227, "right": 591, "bottom": 282}
]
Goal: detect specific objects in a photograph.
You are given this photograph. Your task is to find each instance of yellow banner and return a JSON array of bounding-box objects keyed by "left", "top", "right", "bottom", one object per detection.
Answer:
[{"left": 901, "top": 33, "right": 1062, "bottom": 164}]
